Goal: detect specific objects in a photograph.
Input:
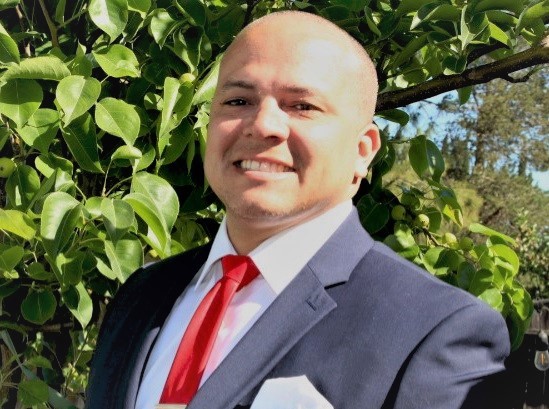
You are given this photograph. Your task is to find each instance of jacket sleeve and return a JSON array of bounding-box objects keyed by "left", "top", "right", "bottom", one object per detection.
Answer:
[{"left": 389, "top": 302, "right": 510, "bottom": 409}]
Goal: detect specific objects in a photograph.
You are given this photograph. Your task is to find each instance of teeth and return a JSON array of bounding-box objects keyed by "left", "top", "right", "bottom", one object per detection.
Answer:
[{"left": 239, "top": 160, "right": 292, "bottom": 173}]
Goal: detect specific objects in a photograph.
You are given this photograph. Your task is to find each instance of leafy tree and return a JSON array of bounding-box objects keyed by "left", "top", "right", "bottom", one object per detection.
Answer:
[
  {"left": 442, "top": 68, "right": 548, "bottom": 177},
  {"left": 0, "top": 0, "right": 547, "bottom": 406}
]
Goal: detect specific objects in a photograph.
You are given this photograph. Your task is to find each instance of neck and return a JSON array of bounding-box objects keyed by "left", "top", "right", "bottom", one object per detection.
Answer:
[
  {"left": 224, "top": 201, "right": 352, "bottom": 254},
  {"left": 225, "top": 216, "right": 292, "bottom": 255}
]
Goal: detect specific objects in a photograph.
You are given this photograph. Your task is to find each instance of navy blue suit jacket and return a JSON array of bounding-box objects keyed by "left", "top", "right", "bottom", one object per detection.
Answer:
[{"left": 87, "top": 210, "right": 509, "bottom": 408}]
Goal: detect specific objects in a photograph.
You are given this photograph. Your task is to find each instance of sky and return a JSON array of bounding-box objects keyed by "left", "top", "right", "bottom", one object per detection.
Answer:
[{"left": 532, "top": 170, "right": 549, "bottom": 191}]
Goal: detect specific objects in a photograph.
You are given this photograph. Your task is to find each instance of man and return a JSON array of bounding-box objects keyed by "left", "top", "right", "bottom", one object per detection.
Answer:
[{"left": 87, "top": 11, "right": 510, "bottom": 409}]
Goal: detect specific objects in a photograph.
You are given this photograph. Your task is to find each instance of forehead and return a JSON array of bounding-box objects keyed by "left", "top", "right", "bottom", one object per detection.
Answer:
[{"left": 218, "top": 33, "right": 358, "bottom": 92}]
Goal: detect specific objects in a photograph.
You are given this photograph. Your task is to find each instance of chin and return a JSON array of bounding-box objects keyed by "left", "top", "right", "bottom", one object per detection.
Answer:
[{"left": 226, "top": 196, "right": 324, "bottom": 228}]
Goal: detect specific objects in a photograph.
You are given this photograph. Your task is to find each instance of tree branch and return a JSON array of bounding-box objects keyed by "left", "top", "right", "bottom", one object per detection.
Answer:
[
  {"left": 376, "top": 35, "right": 549, "bottom": 112},
  {"left": 242, "top": 0, "right": 261, "bottom": 28},
  {"left": 37, "top": 0, "right": 59, "bottom": 48}
]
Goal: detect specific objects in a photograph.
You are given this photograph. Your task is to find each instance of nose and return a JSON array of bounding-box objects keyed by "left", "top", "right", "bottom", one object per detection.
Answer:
[{"left": 247, "top": 99, "right": 290, "bottom": 140}]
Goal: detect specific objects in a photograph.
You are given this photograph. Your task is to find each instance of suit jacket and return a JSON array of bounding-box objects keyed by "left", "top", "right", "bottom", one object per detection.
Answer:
[{"left": 86, "top": 210, "right": 510, "bottom": 408}]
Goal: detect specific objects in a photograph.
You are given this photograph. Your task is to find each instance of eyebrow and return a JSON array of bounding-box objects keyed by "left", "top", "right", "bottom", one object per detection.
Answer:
[
  {"left": 220, "top": 79, "right": 317, "bottom": 96},
  {"left": 220, "top": 80, "right": 256, "bottom": 92}
]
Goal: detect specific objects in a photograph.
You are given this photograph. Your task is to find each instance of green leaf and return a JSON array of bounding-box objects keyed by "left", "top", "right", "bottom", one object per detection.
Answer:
[
  {"left": 54, "top": 251, "right": 84, "bottom": 286},
  {"left": 0, "top": 246, "right": 23, "bottom": 276},
  {"left": 364, "top": 7, "right": 382, "bottom": 37},
  {"left": 442, "top": 55, "right": 467, "bottom": 75},
  {"left": 192, "top": 55, "right": 221, "bottom": 105},
  {"left": 488, "top": 22, "right": 511, "bottom": 46},
  {"left": 131, "top": 172, "right": 179, "bottom": 231},
  {"left": 431, "top": 183, "right": 463, "bottom": 227},
  {"left": 17, "top": 108, "right": 59, "bottom": 153},
  {"left": 149, "top": 8, "right": 179, "bottom": 47},
  {"left": 25, "top": 355, "right": 53, "bottom": 370},
  {"left": 478, "top": 288, "right": 504, "bottom": 311},
  {"left": 173, "top": 26, "right": 203, "bottom": 73},
  {"left": 357, "top": 194, "right": 390, "bottom": 234},
  {"left": 408, "top": 135, "right": 445, "bottom": 182},
  {"left": 124, "top": 192, "right": 169, "bottom": 256},
  {"left": 62, "top": 112, "right": 103, "bottom": 173},
  {"left": 469, "top": 223, "right": 515, "bottom": 244},
  {"left": 101, "top": 198, "right": 135, "bottom": 242},
  {"left": 21, "top": 289, "right": 56, "bottom": 325},
  {"left": 0, "top": 209, "right": 36, "bottom": 240},
  {"left": 423, "top": 247, "right": 462, "bottom": 276},
  {"left": 5, "top": 164, "right": 40, "bottom": 209},
  {"left": 457, "top": 86, "right": 472, "bottom": 105},
  {"left": 468, "top": 268, "right": 493, "bottom": 296},
  {"left": 95, "top": 98, "right": 140, "bottom": 145},
  {"left": 490, "top": 244, "right": 519, "bottom": 275},
  {"left": 27, "top": 262, "right": 54, "bottom": 281},
  {"left": 40, "top": 192, "right": 81, "bottom": 257},
  {"left": 67, "top": 45, "right": 93, "bottom": 77},
  {"left": 54, "top": 0, "right": 67, "bottom": 23},
  {"left": 88, "top": 0, "right": 128, "bottom": 40},
  {"left": 330, "top": 0, "right": 367, "bottom": 12},
  {"left": 510, "top": 285, "right": 533, "bottom": 321},
  {"left": 17, "top": 379, "right": 49, "bottom": 406},
  {"left": 56, "top": 75, "right": 101, "bottom": 125},
  {"left": 92, "top": 44, "right": 140, "bottom": 78},
  {"left": 0, "top": 27, "right": 20, "bottom": 64},
  {"left": 395, "top": 0, "right": 432, "bottom": 16},
  {"left": 384, "top": 223, "right": 420, "bottom": 260},
  {"left": 523, "top": 0, "right": 549, "bottom": 19},
  {"left": 475, "top": 0, "right": 523, "bottom": 14},
  {"left": 162, "top": 120, "right": 193, "bottom": 165},
  {"left": 0, "top": 127, "right": 8, "bottom": 151},
  {"left": 3, "top": 55, "right": 71, "bottom": 81},
  {"left": 128, "top": 0, "right": 150, "bottom": 13},
  {"left": 391, "top": 34, "right": 429, "bottom": 68},
  {"left": 64, "top": 282, "right": 93, "bottom": 328},
  {"left": 158, "top": 77, "right": 194, "bottom": 154},
  {"left": 412, "top": 3, "right": 460, "bottom": 29},
  {"left": 0, "top": 79, "right": 42, "bottom": 128},
  {"left": 0, "top": 0, "right": 19, "bottom": 10},
  {"left": 112, "top": 145, "right": 142, "bottom": 160},
  {"left": 135, "top": 143, "right": 156, "bottom": 171},
  {"left": 104, "top": 236, "right": 143, "bottom": 282},
  {"left": 456, "top": 261, "right": 476, "bottom": 290},
  {"left": 376, "top": 109, "right": 409, "bottom": 126},
  {"left": 0, "top": 279, "right": 19, "bottom": 298},
  {"left": 175, "top": 0, "right": 206, "bottom": 26},
  {"left": 35, "top": 153, "right": 73, "bottom": 178}
]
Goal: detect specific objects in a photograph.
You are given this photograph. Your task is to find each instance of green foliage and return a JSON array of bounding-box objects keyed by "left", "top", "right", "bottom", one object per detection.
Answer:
[{"left": 0, "top": 0, "right": 546, "bottom": 406}]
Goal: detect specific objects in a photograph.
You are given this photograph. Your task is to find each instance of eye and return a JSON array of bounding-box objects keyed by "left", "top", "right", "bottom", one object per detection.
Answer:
[
  {"left": 294, "top": 103, "right": 315, "bottom": 111},
  {"left": 224, "top": 98, "right": 248, "bottom": 106}
]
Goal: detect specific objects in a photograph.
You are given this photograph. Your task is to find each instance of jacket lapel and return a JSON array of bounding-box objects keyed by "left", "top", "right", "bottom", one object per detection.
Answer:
[
  {"left": 121, "top": 245, "right": 212, "bottom": 408},
  {"left": 189, "top": 210, "right": 374, "bottom": 409},
  {"left": 189, "top": 267, "right": 335, "bottom": 409}
]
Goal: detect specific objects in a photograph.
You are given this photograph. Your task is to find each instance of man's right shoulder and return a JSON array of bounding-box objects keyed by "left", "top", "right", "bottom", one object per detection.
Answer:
[{"left": 110, "top": 243, "right": 212, "bottom": 307}]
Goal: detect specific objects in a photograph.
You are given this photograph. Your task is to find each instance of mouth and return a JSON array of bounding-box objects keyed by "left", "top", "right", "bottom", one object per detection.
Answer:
[{"left": 235, "top": 159, "right": 295, "bottom": 173}]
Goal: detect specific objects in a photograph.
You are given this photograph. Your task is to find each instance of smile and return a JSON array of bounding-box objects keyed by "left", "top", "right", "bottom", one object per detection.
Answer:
[{"left": 235, "top": 160, "right": 295, "bottom": 173}]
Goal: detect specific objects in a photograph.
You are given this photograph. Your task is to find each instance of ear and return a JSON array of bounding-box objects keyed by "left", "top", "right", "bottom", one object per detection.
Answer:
[{"left": 354, "top": 123, "right": 380, "bottom": 179}]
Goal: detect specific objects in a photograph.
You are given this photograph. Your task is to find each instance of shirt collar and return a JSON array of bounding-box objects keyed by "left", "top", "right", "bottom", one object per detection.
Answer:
[{"left": 196, "top": 200, "right": 353, "bottom": 294}]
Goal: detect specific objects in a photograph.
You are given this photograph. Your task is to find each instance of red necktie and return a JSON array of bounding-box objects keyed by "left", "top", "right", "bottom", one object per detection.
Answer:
[{"left": 159, "top": 255, "right": 260, "bottom": 404}]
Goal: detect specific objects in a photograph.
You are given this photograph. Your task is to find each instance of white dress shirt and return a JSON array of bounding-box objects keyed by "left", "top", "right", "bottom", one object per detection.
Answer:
[{"left": 135, "top": 200, "right": 352, "bottom": 408}]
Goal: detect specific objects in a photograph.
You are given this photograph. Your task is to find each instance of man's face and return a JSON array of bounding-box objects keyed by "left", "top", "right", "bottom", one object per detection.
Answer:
[{"left": 204, "top": 30, "right": 378, "bottom": 232}]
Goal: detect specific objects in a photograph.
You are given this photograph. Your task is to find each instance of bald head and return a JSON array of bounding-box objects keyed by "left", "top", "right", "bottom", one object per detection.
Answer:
[{"left": 222, "top": 11, "right": 379, "bottom": 121}]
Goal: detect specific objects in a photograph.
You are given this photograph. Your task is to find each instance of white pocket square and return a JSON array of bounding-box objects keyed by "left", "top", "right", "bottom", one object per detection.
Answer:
[{"left": 250, "top": 375, "right": 334, "bottom": 409}]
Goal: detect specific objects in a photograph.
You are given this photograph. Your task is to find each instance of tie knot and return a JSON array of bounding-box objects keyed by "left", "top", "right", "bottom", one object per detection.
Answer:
[{"left": 221, "top": 255, "right": 260, "bottom": 291}]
